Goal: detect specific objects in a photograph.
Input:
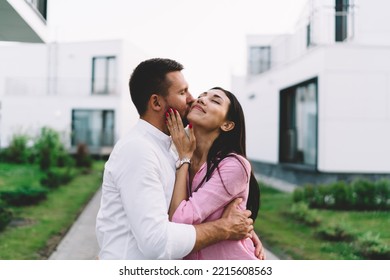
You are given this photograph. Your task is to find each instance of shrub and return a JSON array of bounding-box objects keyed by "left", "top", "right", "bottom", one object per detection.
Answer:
[
  {"left": 316, "top": 222, "right": 356, "bottom": 242},
  {"left": 374, "top": 179, "right": 390, "bottom": 210},
  {"left": 57, "top": 146, "right": 75, "bottom": 168},
  {"left": 329, "top": 181, "right": 351, "bottom": 210},
  {"left": 292, "top": 187, "right": 304, "bottom": 203},
  {"left": 0, "top": 201, "right": 12, "bottom": 231},
  {"left": 75, "top": 143, "right": 92, "bottom": 169},
  {"left": 0, "top": 185, "right": 48, "bottom": 206},
  {"left": 0, "top": 134, "right": 32, "bottom": 164},
  {"left": 351, "top": 178, "right": 377, "bottom": 210},
  {"left": 40, "top": 169, "right": 75, "bottom": 189},
  {"left": 33, "top": 127, "right": 67, "bottom": 171},
  {"left": 354, "top": 232, "right": 390, "bottom": 260},
  {"left": 294, "top": 178, "right": 390, "bottom": 211},
  {"left": 286, "top": 202, "right": 322, "bottom": 227}
]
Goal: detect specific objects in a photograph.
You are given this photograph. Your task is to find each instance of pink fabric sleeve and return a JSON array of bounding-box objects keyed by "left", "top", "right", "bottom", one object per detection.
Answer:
[{"left": 172, "top": 155, "right": 251, "bottom": 225}]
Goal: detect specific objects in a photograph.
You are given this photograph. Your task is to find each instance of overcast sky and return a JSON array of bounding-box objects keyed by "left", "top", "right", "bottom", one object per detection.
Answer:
[{"left": 48, "top": 0, "right": 307, "bottom": 94}]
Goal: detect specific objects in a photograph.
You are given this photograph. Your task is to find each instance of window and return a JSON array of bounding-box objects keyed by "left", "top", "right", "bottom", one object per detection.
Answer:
[
  {"left": 335, "top": 0, "right": 349, "bottom": 42},
  {"left": 248, "top": 46, "right": 271, "bottom": 75},
  {"left": 279, "top": 78, "right": 318, "bottom": 167},
  {"left": 91, "top": 56, "right": 116, "bottom": 95},
  {"left": 71, "top": 109, "right": 115, "bottom": 148},
  {"left": 25, "top": 0, "right": 47, "bottom": 20},
  {"left": 306, "top": 23, "right": 312, "bottom": 47}
]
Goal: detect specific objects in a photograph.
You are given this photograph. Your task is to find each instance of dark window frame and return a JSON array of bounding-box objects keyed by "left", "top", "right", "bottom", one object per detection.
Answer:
[
  {"left": 71, "top": 109, "right": 115, "bottom": 148},
  {"left": 279, "top": 77, "right": 319, "bottom": 170},
  {"left": 91, "top": 56, "right": 116, "bottom": 95},
  {"left": 335, "top": 0, "right": 349, "bottom": 42},
  {"left": 248, "top": 46, "right": 271, "bottom": 75}
]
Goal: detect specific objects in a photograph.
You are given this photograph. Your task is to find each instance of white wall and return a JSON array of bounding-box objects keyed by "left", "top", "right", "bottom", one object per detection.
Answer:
[
  {"left": 234, "top": 44, "right": 390, "bottom": 173},
  {"left": 354, "top": 0, "right": 390, "bottom": 45},
  {"left": 0, "top": 40, "right": 145, "bottom": 148},
  {"left": 319, "top": 45, "right": 390, "bottom": 172},
  {"left": 117, "top": 40, "right": 149, "bottom": 137},
  {"left": 233, "top": 0, "right": 390, "bottom": 174},
  {"left": 233, "top": 48, "right": 324, "bottom": 164}
]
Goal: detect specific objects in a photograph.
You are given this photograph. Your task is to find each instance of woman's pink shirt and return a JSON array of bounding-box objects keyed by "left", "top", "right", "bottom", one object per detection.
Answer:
[{"left": 172, "top": 155, "right": 258, "bottom": 260}]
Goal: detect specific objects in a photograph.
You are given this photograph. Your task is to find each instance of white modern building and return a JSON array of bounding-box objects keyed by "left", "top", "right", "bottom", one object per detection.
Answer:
[
  {"left": 0, "top": 40, "right": 147, "bottom": 155},
  {"left": 0, "top": 0, "right": 48, "bottom": 43},
  {"left": 0, "top": 0, "right": 147, "bottom": 155},
  {"left": 232, "top": 0, "right": 390, "bottom": 185}
]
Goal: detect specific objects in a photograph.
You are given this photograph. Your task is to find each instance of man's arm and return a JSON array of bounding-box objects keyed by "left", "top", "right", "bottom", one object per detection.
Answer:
[{"left": 191, "top": 198, "right": 253, "bottom": 253}]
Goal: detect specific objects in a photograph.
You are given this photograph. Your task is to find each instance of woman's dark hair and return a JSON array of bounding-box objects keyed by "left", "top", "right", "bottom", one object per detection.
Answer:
[
  {"left": 192, "top": 87, "right": 260, "bottom": 221},
  {"left": 129, "top": 58, "right": 183, "bottom": 116}
]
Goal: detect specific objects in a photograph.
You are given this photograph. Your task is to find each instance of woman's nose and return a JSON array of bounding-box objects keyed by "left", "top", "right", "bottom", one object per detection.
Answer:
[{"left": 197, "top": 97, "right": 206, "bottom": 105}]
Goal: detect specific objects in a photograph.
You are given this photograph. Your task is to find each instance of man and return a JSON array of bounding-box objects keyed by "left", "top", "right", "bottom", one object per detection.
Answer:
[{"left": 96, "top": 58, "right": 261, "bottom": 259}]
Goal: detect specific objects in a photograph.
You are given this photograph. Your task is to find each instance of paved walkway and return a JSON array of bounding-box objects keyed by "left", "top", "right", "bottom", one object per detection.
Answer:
[
  {"left": 49, "top": 174, "right": 289, "bottom": 260},
  {"left": 49, "top": 189, "right": 101, "bottom": 260}
]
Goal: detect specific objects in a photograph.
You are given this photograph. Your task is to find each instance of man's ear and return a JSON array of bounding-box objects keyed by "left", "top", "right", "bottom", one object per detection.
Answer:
[
  {"left": 149, "top": 94, "right": 163, "bottom": 111},
  {"left": 220, "top": 121, "right": 235, "bottom": 132}
]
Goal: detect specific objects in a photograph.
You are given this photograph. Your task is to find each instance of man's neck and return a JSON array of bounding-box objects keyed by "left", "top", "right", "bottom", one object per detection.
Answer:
[{"left": 140, "top": 115, "right": 169, "bottom": 135}]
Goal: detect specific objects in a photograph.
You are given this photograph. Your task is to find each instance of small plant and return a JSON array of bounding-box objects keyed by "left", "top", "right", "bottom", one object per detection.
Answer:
[
  {"left": 374, "top": 179, "right": 390, "bottom": 210},
  {"left": 351, "top": 179, "right": 376, "bottom": 210},
  {"left": 286, "top": 202, "right": 321, "bottom": 227},
  {"left": 354, "top": 232, "right": 390, "bottom": 260},
  {"left": 0, "top": 134, "right": 32, "bottom": 164},
  {"left": 293, "top": 178, "right": 390, "bottom": 211},
  {"left": 33, "top": 127, "right": 67, "bottom": 171},
  {"left": 316, "top": 222, "right": 356, "bottom": 242},
  {"left": 0, "top": 201, "right": 12, "bottom": 231},
  {"left": 40, "top": 169, "right": 75, "bottom": 189},
  {"left": 0, "top": 185, "right": 48, "bottom": 206},
  {"left": 75, "top": 143, "right": 92, "bottom": 169}
]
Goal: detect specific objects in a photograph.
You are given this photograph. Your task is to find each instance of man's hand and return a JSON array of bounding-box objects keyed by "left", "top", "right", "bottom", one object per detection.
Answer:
[{"left": 221, "top": 198, "right": 253, "bottom": 240}]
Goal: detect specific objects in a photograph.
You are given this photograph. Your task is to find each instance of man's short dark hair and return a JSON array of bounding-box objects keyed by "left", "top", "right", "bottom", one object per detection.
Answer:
[{"left": 129, "top": 58, "right": 184, "bottom": 116}]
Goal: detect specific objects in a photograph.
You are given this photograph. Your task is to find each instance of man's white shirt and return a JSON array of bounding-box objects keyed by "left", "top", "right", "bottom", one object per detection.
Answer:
[{"left": 96, "top": 119, "right": 196, "bottom": 259}]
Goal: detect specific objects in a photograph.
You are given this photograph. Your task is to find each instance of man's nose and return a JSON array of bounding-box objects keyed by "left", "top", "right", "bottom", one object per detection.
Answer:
[{"left": 187, "top": 92, "right": 195, "bottom": 103}]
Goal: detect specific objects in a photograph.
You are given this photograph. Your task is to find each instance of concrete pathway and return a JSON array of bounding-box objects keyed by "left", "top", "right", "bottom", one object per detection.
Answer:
[
  {"left": 49, "top": 175, "right": 285, "bottom": 260},
  {"left": 49, "top": 189, "right": 101, "bottom": 260}
]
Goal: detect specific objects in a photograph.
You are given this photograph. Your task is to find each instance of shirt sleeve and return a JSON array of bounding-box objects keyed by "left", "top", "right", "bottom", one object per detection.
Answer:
[
  {"left": 172, "top": 155, "right": 251, "bottom": 225},
  {"left": 116, "top": 140, "right": 196, "bottom": 259}
]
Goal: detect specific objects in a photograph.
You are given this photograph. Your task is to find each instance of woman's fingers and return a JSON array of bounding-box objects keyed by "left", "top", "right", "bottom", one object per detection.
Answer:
[
  {"left": 166, "top": 110, "right": 174, "bottom": 134},
  {"left": 174, "top": 109, "right": 184, "bottom": 131},
  {"left": 166, "top": 108, "right": 179, "bottom": 132}
]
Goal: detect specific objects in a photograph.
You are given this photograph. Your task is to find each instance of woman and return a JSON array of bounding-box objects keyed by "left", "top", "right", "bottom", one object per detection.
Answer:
[{"left": 166, "top": 87, "right": 263, "bottom": 260}]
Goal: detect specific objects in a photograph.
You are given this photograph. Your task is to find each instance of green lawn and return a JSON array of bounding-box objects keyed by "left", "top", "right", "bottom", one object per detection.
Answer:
[
  {"left": 0, "top": 161, "right": 104, "bottom": 259},
  {"left": 255, "top": 184, "right": 390, "bottom": 260}
]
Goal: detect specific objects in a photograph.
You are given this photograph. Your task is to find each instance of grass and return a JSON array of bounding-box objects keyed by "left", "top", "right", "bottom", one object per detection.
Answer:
[
  {"left": 0, "top": 163, "right": 43, "bottom": 190},
  {"left": 254, "top": 184, "right": 390, "bottom": 260},
  {"left": 0, "top": 161, "right": 104, "bottom": 259}
]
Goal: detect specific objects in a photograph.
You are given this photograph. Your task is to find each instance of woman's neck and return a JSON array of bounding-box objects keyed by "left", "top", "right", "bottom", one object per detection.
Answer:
[{"left": 192, "top": 128, "right": 219, "bottom": 166}]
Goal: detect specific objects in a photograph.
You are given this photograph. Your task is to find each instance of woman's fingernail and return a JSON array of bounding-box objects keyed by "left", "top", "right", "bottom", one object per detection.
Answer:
[
  {"left": 169, "top": 108, "right": 173, "bottom": 112},
  {"left": 166, "top": 112, "right": 169, "bottom": 117},
  {"left": 189, "top": 123, "right": 192, "bottom": 129}
]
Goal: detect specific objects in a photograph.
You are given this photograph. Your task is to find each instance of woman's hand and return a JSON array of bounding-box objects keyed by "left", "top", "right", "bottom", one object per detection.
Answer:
[
  {"left": 166, "top": 108, "right": 196, "bottom": 159},
  {"left": 251, "top": 231, "right": 266, "bottom": 260}
]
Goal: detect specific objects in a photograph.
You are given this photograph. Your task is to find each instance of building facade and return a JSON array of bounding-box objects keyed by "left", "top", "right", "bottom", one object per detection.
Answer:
[
  {"left": 232, "top": 0, "right": 390, "bottom": 185},
  {"left": 0, "top": 0, "right": 48, "bottom": 43},
  {"left": 0, "top": 40, "right": 146, "bottom": 155}
]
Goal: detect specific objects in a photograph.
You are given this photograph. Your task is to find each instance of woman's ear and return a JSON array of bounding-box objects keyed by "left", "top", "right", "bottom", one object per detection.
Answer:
[{"left": 220, "top": 120, "right": 235, "bottom": 132}]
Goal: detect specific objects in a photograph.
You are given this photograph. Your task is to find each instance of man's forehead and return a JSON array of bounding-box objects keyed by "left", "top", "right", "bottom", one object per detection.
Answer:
[{"left": 167, "top": 71, "right": 188, "bottom": 90}]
